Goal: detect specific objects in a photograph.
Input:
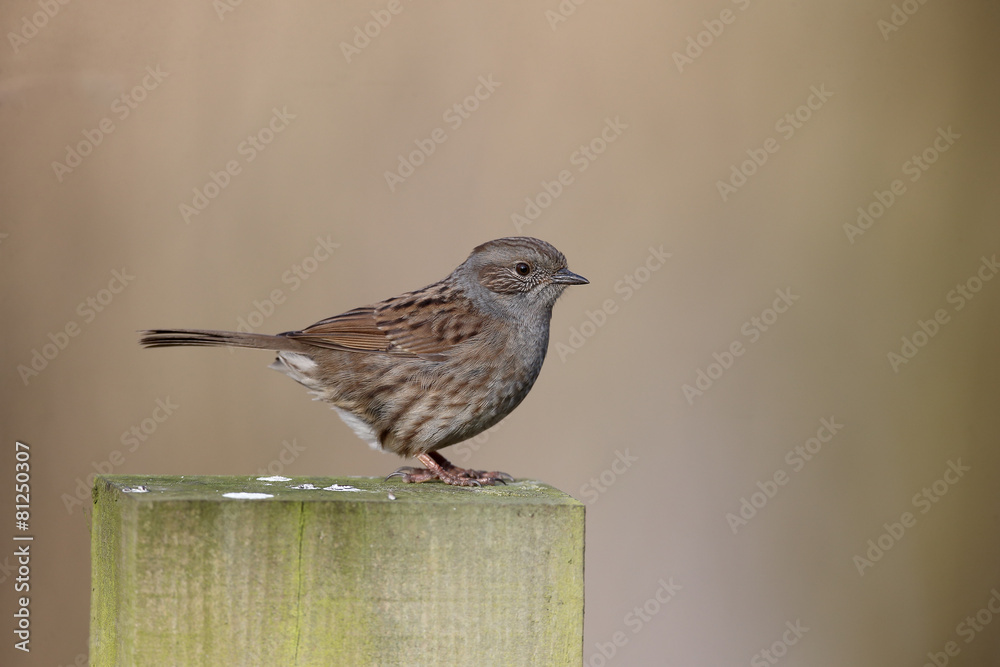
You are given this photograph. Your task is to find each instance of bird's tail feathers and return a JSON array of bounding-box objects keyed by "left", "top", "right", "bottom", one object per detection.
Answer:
[{"left": 139, "top": 329, "right": 304, "bottom": 352}]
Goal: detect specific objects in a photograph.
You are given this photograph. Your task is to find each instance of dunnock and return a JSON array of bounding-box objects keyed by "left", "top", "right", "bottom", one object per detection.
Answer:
[{"left": 140, "top": 237, "right": 587, "bottom": 486}]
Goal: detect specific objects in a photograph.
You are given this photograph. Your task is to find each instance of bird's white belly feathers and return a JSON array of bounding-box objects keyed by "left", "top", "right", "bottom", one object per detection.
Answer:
[{"left": 332, "top": 406, "right": 382, "bottom": 451}]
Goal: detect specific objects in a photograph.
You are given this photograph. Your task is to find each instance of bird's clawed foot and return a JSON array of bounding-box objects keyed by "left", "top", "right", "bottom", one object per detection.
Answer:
[{"left": 386, "top": 451, "right": 513, "bottom": 487}]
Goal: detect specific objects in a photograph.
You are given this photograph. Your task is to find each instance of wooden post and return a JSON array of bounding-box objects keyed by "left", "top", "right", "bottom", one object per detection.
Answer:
[{"left": 90, "top": 475, "right": 584, "bottom": 666}]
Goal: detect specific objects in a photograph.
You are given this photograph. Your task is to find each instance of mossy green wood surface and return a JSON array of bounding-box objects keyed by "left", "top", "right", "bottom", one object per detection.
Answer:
[{"left": 90, "top": 475, "right": 584, "bottom": 666}]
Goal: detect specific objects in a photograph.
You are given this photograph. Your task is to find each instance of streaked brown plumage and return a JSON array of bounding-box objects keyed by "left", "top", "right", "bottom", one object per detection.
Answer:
[{"left": 140, "top": 237, "right": 587, "bottom": 485}]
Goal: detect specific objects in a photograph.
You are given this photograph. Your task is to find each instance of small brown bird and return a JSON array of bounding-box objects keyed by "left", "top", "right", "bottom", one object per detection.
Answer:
[{"left": 140, "top": 237, "right": 587, "bottom": 486}]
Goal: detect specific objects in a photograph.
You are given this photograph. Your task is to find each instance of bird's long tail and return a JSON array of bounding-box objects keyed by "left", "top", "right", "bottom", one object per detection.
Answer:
[{"left": 139, "top": 329, "right": 309, "bottom": 352}]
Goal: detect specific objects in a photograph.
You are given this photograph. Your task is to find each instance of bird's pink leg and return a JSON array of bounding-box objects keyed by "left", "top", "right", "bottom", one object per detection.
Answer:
[{"left": 387, "top": 451, "right": 513, "bottom": 486}]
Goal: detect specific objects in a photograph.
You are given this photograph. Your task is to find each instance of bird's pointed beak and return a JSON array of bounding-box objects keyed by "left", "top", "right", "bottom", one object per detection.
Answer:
[{"left": 552, "top": 268, "right": 589, "bottom": 285}]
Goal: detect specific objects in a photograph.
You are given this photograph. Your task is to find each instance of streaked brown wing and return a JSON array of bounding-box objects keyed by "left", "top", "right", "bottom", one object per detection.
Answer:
[
  {"left": 373, "top": 289, "right": 483, "bottom": 360},
  {"left": 284, "top": 288, "right": 483, "bottom": 361},
  {"left": 284, "top": 306, "right": 398, "bottom": 353}
]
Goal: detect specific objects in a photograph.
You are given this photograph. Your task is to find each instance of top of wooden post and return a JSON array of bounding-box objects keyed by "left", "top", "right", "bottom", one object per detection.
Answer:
[{"left": 94, "top": 474, "right": 583, "bottom": 507}]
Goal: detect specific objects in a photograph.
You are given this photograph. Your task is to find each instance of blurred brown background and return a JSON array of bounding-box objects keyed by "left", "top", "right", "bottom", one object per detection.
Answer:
[{"left": 2, "top": 1, "right": 1000, "bottom": 665}]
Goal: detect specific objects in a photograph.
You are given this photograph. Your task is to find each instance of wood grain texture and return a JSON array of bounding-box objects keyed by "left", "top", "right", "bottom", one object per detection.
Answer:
[{"left": 90, "top": 475, "right": 584, "bottom": 666}]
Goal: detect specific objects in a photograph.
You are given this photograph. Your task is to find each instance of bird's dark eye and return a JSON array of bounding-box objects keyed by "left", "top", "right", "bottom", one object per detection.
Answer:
[{"left": 514, "top": 262, "right": 531, "bottom": 276}]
